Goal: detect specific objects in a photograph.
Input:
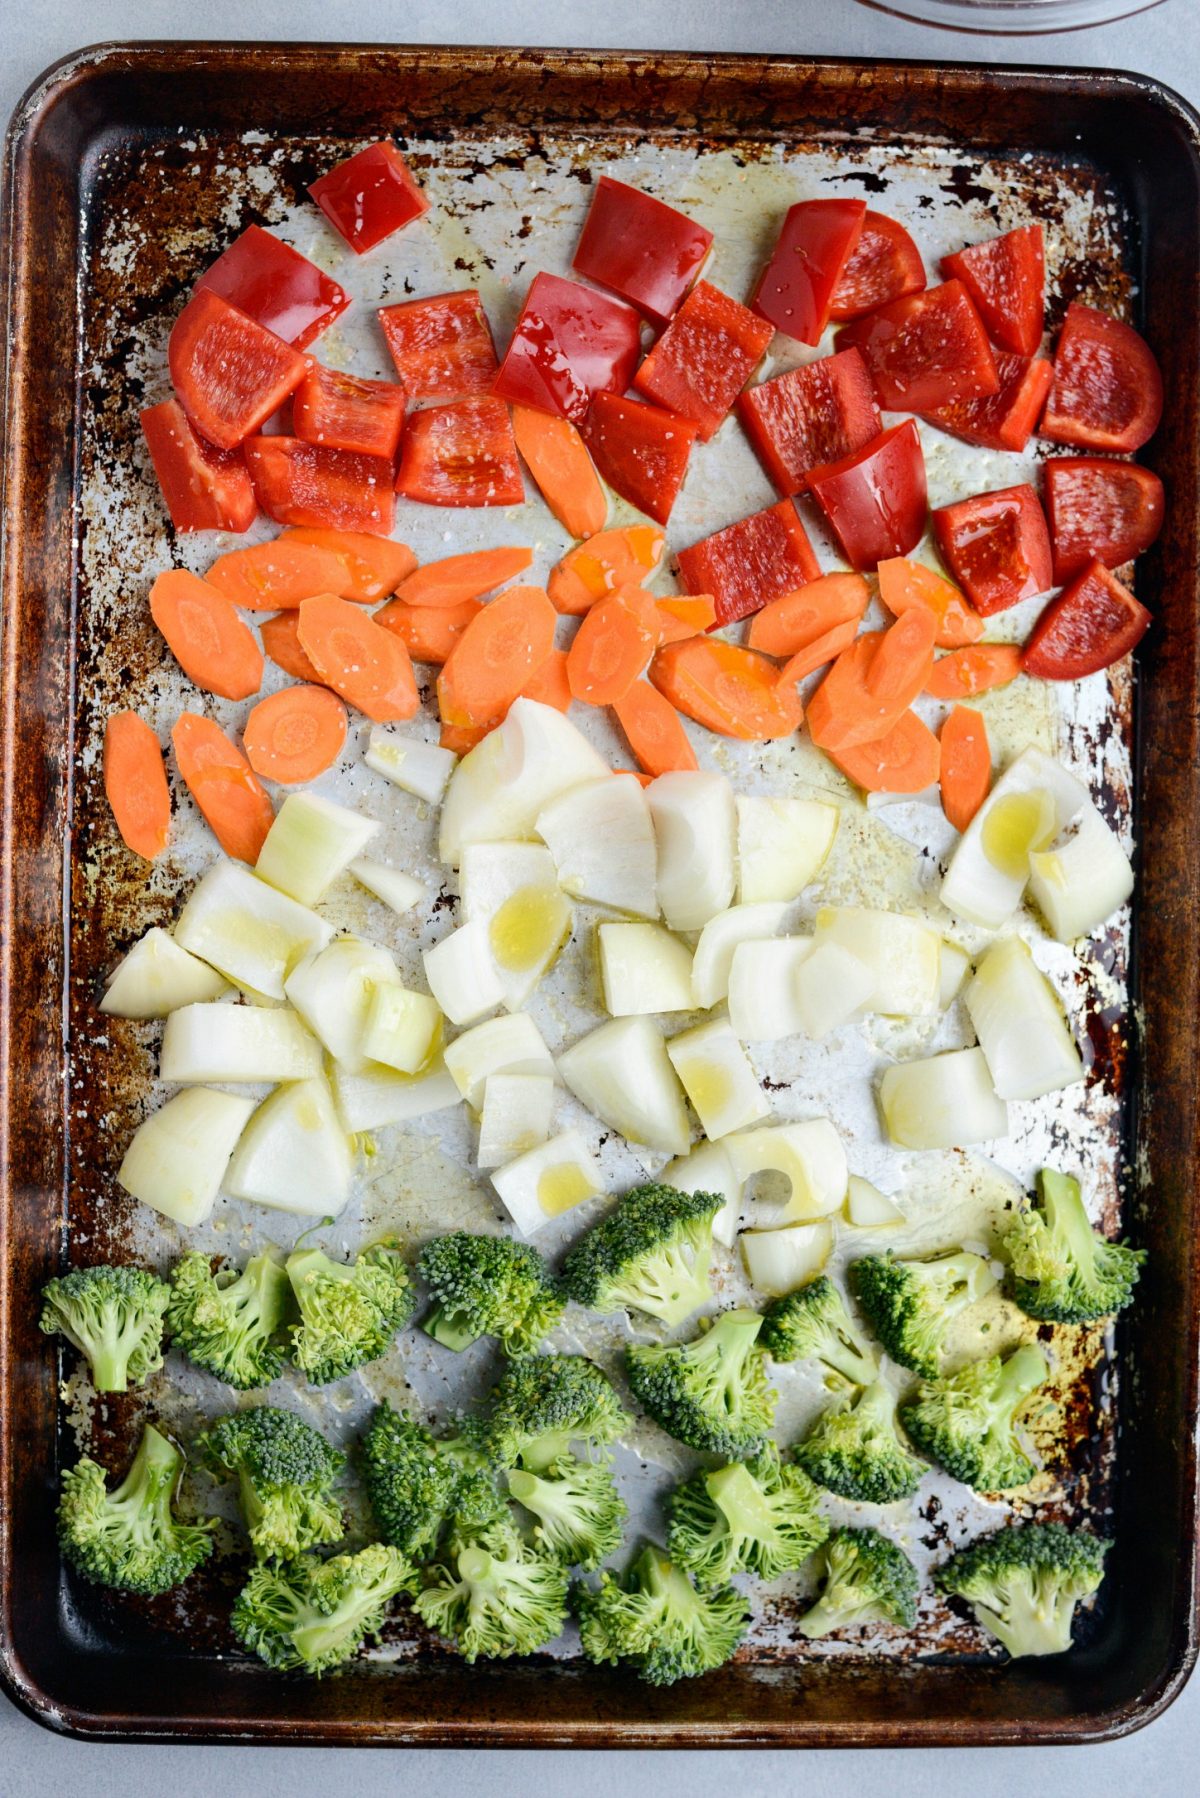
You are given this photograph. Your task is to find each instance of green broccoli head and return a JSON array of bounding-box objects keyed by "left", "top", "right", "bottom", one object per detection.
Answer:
[
  {"left": 850, "top": 1251, "right": 998, "bottom": 1378},
  {"left": 760, "top": 1276, "right": 879, "bottom": 1388},
  {"left": 507, "top": 1457, "right": 627, "bottom": 1570},
  {"left": 413, "top": 1519, "right": 569, "bottom": 1661},
  {"left": 484, "top": 1355, "right": 631, "bottom": 1473},
  {"left": 559, "top": 1184, "right": 723, "bottom": 1328},
  {"left": 1002, "top": 1169, "right": 1145, "bottom": 1325},
  {"left": 667, "top": 1444, "right": 828, "bottom": 1587},
  {"left": 900, "top": 1344, "right": 1047, "bottom": 1492},
  {"left": 796, "top": 1526, "right": 919, "bottom": 1639},
  {"left": 39, "top": 1264, "right": 171, "bottom": 1394},
  {"left": 796, "top": 1378, "right": 924, "bottom": 1505},
  {"left": 359, "top": 1402, "right": 505, "bottom": 1558},
  {"left": 57, "top": 1423, "right": 215, "bottom": 1595},
  {"left": 626, "top": 1309, "right": 775, "bottom": 1460},
  {"left": 199, "top": 1406, "right": 346, "bottom": 1560},
  {"left": 232, "top": 1542, "right": 416, "bottom": 1674},
  {"left": 417, "top": 1231, "right": 564, "bottom": 1356},
  {"left": 286, "top": 1239, "right": 415, "bottom": 1385},
  {"left": 167, "top": 1250, "right": 291, "bottom": 1390},
  {"left": 574, "top": 1543, "right": 749, "bottom": 1686},
  {"left": 936, "top": 1522, "right": 1109, "bottom": 1658}
]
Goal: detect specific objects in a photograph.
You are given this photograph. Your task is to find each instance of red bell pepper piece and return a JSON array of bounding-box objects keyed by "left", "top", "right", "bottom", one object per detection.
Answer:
[
  {"left": 572, "top": 176, "right": 713, "bottom": 327},
  {"left": 1040, "top": 301, "right": 1163, "bottom": 453},
  {"left": 169, "top": 289, "right": 308, "bottom": 451},
  {"left": 677, "top": 499, "right": 820, "bottom": 629},
  {"left": 751, "top": 199, "right": 866, "bottom": 346},
  {"left": 245, "top": 436, "right": 395, "bottom": 535},
  {"left": 633, "top": 281, "right": 773, "bottom": 441},
  {"left": 1022, "top": 559, "right": 1150, "bottom": 681},
  {"left": 806, "top": 420, "right": 928, "bottom": 572},
  {"left": 195, "top": 224, "right": 350, "bottom": 350},
  {"left": 583, "top": 394, "right": 698, "bottom": 526},
  {"left": 394, "top": 397, "right": 524, "bottom": 508},
  {"left": 140, "top": 397, "right": 257, "bottom": 533},
  {"left": 738, "top": 347, "right": 881, "bottom": 496},
  {"left": 829, "top": 210, "right": 926, "bottom": 322},
  {"left": 921, "top": 352, "right": 1052, "bottom": 453},
  {"left": 293, "top": 363, "right": 407, "bottom": 460},
  {"left": 309, "top": 141, "right": 429, "bottom": 254},
  {"left": 932, "top": 483, "right": 1052, "bottom": 617},
  {"left": 493, "top": 272, "right": 641, "bottom": 423},
  {"left": 941, "top": 223, "right": 1045, "bottom": 358},
  {"left": 1043, "top": 457, "right": 1165, "bottom": 584},
  {"left": 836, "top": 279, "right": 999, "bottom": 412},
  {"left": 378, "top": 291, "right": 498, "bottom": 401}
]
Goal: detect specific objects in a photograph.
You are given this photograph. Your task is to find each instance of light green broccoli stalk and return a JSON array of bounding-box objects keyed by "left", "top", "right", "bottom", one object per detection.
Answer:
[
  {"left": 1002, "top": 1169, "right": 1145, "bottom": 1324},
  {"left": 796, "top": 1378, "right": 924, "bottom": 1504},
  {"left": 166, "top": 1250, "right": 291, "bottom": 1390},
  {"left": 936, "top": 1522, "right": 1109, "bottom": 1658},
  {"left": 900, "top": 1344, "right": 1048, "bottom": 1492},
  {"left": 507, "top": 1458, "right": 627, "bottom": 1570},
  {"left": 626, "top": 1308, "right": 775, "bottom": 1460},
  {"left": 759, "top": 1276, "right": 879, "bottom": 1387},
  {"left": 574, "top": 1543, "right": 749, "bottom": 1686},
  {"left": 198, "top": 1406, "right": 346, "bottom": 1560},
  {"left": 286, "top": 1238, "right": 415, "bottom": 1385},
  {"left": 232, "top": 1543, "right": 416, "bottom": 1674},
  {"left": 483, "top": 1355, "right": 630, "bottom": 1472},
  {"left": 417, "top": 1231, "right": 563, "bottom": 1355},
  {"left": 413, "top": 1520, "right": 569, "bottom": 1661},
  {"left": 797, "top": 1526, "right": 919, "bottom": 1638},
  {"left": 850, "top": 1250, "right": 998, "bottom": 1378},
  {"left": 57, "top": 1423, "right": 214, "bottom": 1595},
  {"left": 560, "top": 1184, "right": 724, "bottom": 1327},
  {"left": 667, "top": 1444, "right": 828, "bottom": 1586},
  {"left": 39, "top": 1264, "right": 171, "bottom": 1393},
  {"left": 359, "top": 1402, "right": 505, "bottom": 1558}
]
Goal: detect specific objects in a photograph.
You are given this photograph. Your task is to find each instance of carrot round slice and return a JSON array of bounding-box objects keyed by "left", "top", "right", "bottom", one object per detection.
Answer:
[
  {"left": 281, "top": 528, "right": 417, "bottom": 600},
  {"left": 522, "top": 646, "right": 572, "bottom": 712},
  {"left": 825, "top": 709, "right": 941, "bottom": 794},
  {"left": 437, "top": 584, "right": 558, "bottom": 729},
  {"left": 394, "top": 546, "right": 533, "bottom": 610},
  {"left": 297, "top": 593, "right": 419, "bottom": 722},
  {"left": 242, "top": 685, "right": 348, "bottom": 784},
  {"left": 650, "top": 638, "right": 803, "bottom": 741},
  {"left": 877, "top": 556, "right": 984, "bottom": 649},
  {"left": 940, "top": 705, "right": 991, "bottom": 830},
  {"left": 205, "top": 539, "right": 351, "bottom": 610},
  {"left": 172, "top": 711, "right": 274, "bottom": 861},
  {"left": 806, "top": 610, "right": 937, "bottom": 753},
  {"left": 548, "top": 524, "right": 666, "bottom": 615},
  {"left": 374, "top": 596, "right": 483, "bottom": 664},
  {"left": 925, "top": 643, "right": 1022, "bottom": 700},
  {"left": 511, "top": 405, "right": 607, "bottom": 539},
  {"left": 776, "top": 618, "right": 862, "bottom": 687},
  {"left": 150, "top": 569, "right": 264, "bottom": 701},
  {"left": 567, "top": 586, "right": 662, "bottom": 706},
  {"left": 260, "top": 611, "right": 325, "bottom": 684},
  {"left": 104, "top": 712, "right": 171, "bottom": 860},
  {"left": 747, "top": 572, "right": 869, "bottom": 657},
  {"left": 613, "top": 680, "right": 699, "bottom": 776}
]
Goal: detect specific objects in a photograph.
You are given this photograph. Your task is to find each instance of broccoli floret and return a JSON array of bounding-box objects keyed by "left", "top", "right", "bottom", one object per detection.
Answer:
[
  {"left": 414, "top": 1519, "right": 569, "bottom": 1661},
  {"left": 57, "top": 1423, "right": 214, "bottom": 1595},
  {"left": 851, "top": 1250, "right": 998, "bottom": 1378},
  {"left": 39, "top": 1264, "right": 171, "bottom": 1393},
  {"left": 936, "top": 1522, "right": 1109, "bottom": 1658},
  {"left": 286, "top": 1239, "right": 415, "bottom": 1385},
  {"left": 199, "top": 1406, "right": 346, "bottom": 1560},
  {"left": 232, "top": 1543, "right": 415, "bottom": 1674},
  {"left": 626, "top": 1308, "right": 775, "bottom": 1460},
  {"left": 1002, "top": 1168, "right": 1145, "bottom": 1324},
  {"left": 667, "top": 1444, "right": 828, "bottom": 1586},
  {"left": 796, "top": 1526, "right": 919, "bottom": 1638},
  {"left": 900, "top": 1344, "right": 1047, "bottom": 1492},
  {"left": 417, "top": 1231, "right": 564, "bottom": 1356},
  {"left": 484, "top": 1355, "right": 631, "bottom": 1472},
  {"left": 574, "top": 1543, "right": 749, "bottom": 1686},
  {"left": 507, "top": 1458, "right": 627, "bottom": 1569},
  {"left": 559, "top": 1183, "right": 723, "bottom": 1327},
  {"left": 796, "top": 1377, "right": 924, "bottom": 1504},
  {"left": 760, "top": 1276, "right": 879, "bottom": 1387},
  {"left": 167, "top": 1249, "right": 291, "bottom": 1390},
  {"left": 359, "top": 1402, "right": 504, "bottom": 1557}
]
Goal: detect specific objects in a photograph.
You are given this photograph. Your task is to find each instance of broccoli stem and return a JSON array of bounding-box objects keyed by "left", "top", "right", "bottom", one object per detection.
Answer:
[
  {"left": 1038, "top": 1169, "right": 1097, "bottom": 1281},
  {"left": 974, "top": 1584, "right": 1077, "bottom": 1658},
  {"left": 707, "top": 1463, "right": 778, "bottom": 1539},
  {"left": 89, "top": 1315, "right": 141, "bottom": 1393},
  {"left": 994, "top": 1343, "right": 1049, "bottom": 1413},
  {"left": 114, "top": 1424, "right": 182, "bottom": 1539},
  {"left": 424, "top": 1303, "right": 480, "bottom": 1353}
]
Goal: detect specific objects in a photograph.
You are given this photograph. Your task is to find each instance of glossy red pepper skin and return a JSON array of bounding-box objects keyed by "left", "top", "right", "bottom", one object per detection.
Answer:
[
  {"left": 195, "top": 224, "right": 349, "bottom": 349},
  {"left": 806, "top": 420, "right": 929, "bottom": 572},
  {"left": 572, "top": 177, "right": 713, "bottom": 327},
  {"left": 677, "top": 499, "right": 820, "bottom": 629},
  {"left": 942, "top": 224, "right": 1045, "bottom": 358},
  {"left": 751, "top": 198, "right": 866, "bottom": 346},
  {"left": 140, "top": 397, "right": 257, "bottom": 532},
  {"left": 738, "top": 347, "right": 881, "bottom": 496},
  {"left": 394, "top": 397, "right": 524, "bottom": 508},
  {"left": 836, "top": 279, "right": 999, "bottom": 413},
  {"left": 1022, "top": 558, "right": 1150, "bottom": 680},
  {"left": 584, "top": 394, "right": 698, "bottom": 525},
  {"left": 309, "top": 141, "right": 429, "bottom": 254},
  {"left": 378, "top": 291, "right": 498, "bottom": 401},
  {"left": 932, "top": 482, "right": 1053, "bottom": 616},
  {"left": 1040, "top": 302, "right": 1164, "bottom": 453},
  {"left": 245, "top": 436, "right": 396, "bottom": 534},
  {"left": 1043, "top": 457, "right": 1165, "bottom": 583},
  {"left": 293, "top": 364, "right": 407, "bottom": 460},
  {"left": 168, "top": 289, "right": 309, "bottom": 450},
  {"left": 633, "top": 281, "right": 773, "bottom": 441},
  {"left": 922, "top": 352, "right": 1052, "bottom": 453},
  {"left": 493, "top": 273, "right": 642, "bottom": 424},
  {"left": 829, "top": 210, "right": 926, "bottom": 322}
]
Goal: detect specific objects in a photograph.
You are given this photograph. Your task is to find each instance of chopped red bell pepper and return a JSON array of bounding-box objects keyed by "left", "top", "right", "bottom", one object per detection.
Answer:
[
  {"left": 169, "top": 289, "right": 308, "bottom": 450},
  {"left": 1043, "top": 457, "right": 1165, "bottom": 583},
  {"left": 922, "top": 352, "right": 1053, "bottom": 453},
  {"left": 572, "top": 176, "right": 713, "bottom": 327},
  {"left": 677, "top": 499, "right": 820, "bottom": 629},
  {"left": 941, "top": 223, "right": 1045, "bottom": 358},
  {"left": 492, "top": 272, "right": 642, "bottom": 423},
  {"left": 293, "top": 363, "right": 407, "bottom": 460},
  {"left": 309, "top": 141, "right": 429, "bottom": 254},
  {"left": 140, "top": 398, "right": 257, "bottom": 533},
  {"left": 583, "top": 394, "right": 698, "bottom": 526},
  {"left": 836, "top": 279, "right": 999, "bottom": 412},
  {"left": 378, "top": 291, "right": 498, "bottom": 401},
  {"left": 394, "top": 397, "right": 524, "bottom": 507},
  {"left": 829, "top": 210, "right": 926, "bottom": 322},
  {"left": 195, "top": 224, "right": 350, "bottom": 350},
  {"left": 245, "top": 436, "right": 395, "bottom": 535},
  {"left": 737, "top": 347, "right": 881, "bottom": 496},
  {"left": 932, "top": 483, "right": 1052, "bottom": 616},
  {"left": 633, "top": 281, "right": 773, "bottom": 441},
  {"left": 1040, "top": 301, "right": 1164, "bottom": 453},
  {"left": 1022, "top": 558, "right": 1150, "bottom": 680},
  {"left": 751, "top": 199, "right": 866, "bottom": 346},
  {"left": 806, "top": 420, "right": 928, "bottom": 572}
]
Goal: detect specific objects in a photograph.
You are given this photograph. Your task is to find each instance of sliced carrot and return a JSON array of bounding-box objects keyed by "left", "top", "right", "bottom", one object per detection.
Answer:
[
  {"left": 437, "top": 585, "right": 558, "bottom": 729},
  {"left": 925, "top": 643, "right": 1022, "bottom": 700},
  {"left": 242, "top": 684, "right": 348, "bottom": 785},
  {"left": 205, "top": 539, "right": 351, "bottom": 611},
  {"left": 548, "top": 524, "right": 667, "bottom": 616},
  {"left": 877, "top": 556, "right": 984, "bottom": 650},
  {"left": 825, "top": 710, "right": 942, "bottom": 795},
  {"left": 260, "top": 611, "right": 325, "bottom": 684},
  {"left": 522, "top": 647, "right": 572, "bottom": 712},
  {"left": 149, "top": 569, "right": 264, "bottom": 702},
  {"left": 567, "top": 586, "right": 662, "bottom": 706},
  {"left": 104, "top": 712, "right": 171, "bottom": 860},
  {"left": 939, "top": 705, "right": 991, "bottom": 830},
  {"left": 374, "top": 596, "right": 483, "bottom": 664},
  {"left": 613, "top": 680, "right": 699, "bottom": 776},
  {"left": 776, "top": 618, "right": 862, "bottom": 687},
  {"left": 656, "top": 594, "right": 718, "bottom": 644},
  {"left": 620, "top": 769, "right": 655, "bottom": 788},
  {"left": 747, "top": 573, "right": 869, "bottom": 658},
  {"left": 282, "top": 528, "right": 417, "bottom": 600},
  {"left": 394, "top": 546, "right": 533, "bottom": 610},
  {"left": 440, "top": 719, "right": 489, "bottom": 754},
  {"left": 297, "top": 594, "right": 419, "bottom": 723},
  {"left": 511, "top": 405, "right": 607, "bottom": 540},
  {"left": 806, "top": 611, "right": 937, "bottom": 753},
  {"left": 172, "top": 712, "right": 274, "bottom": 862},
  {"left": 650, "top": 638, "right": 803, "bottom": 741}
]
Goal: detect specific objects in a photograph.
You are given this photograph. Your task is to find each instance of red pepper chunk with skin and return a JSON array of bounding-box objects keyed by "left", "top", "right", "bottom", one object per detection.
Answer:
[
  {"left": 378, "top": 291, "right": 498, "bottom": 401},
  {"left": 583, "top": 394, "right": 698, "bottom": 526},
  {"left": 836, "top": 279, "right": 999, "bottom": 413},
  {"left": 493, "top": 272, "right": 642, "bottom": 424},
  {"left": 195, "top": 224, "right": 350, "bottom": 350},
  {"left": 829, "top": 210, "right": 927, "bottom": 322},
  {"left": 245, "top": 437, "right": 396, "bottom": 536},
  {"left": 751, "top": 198, "right": 866, "bottom": 345},
  {"left": 169, "top": 289, "right": 309, "bottom": 451},
  {"left": 394, "top": 397, "right": 524, "bottom": 508},
  {"left": 738, "top": 348, "right": 881, "bottom": 496},
  {"left": 1043, "top": 457, "right": 1165, "bottom": 583},
  {"left": 292, "top": 364, "right": 407, "bottom": 460},
  {"left": 806, "top": 421, "right": 928, "bottom": 573},
  {"left": 1023, "top": 559, "right": 1150, "bottom": 681},
  {"left": 572, "top": 177, "right": 713, "bottom": 327},
  {"left": 140, "top": 398, "right": 257, "bottom": 532},
  {"left": 309, "top": 141, "right": 429, "bottom": 254},
  {"left": 932, "top": 483, "right": 1052, "bottom": 617},
  {"left": 922, "top": 352, "right": 1053, "bottom": 454},
  {"left": 1040, "top": 302, "right": 1164, "bottom": 453},
  {"left": 633, "top": 281, "right": 773, "bottom": 441},
  {"left": 677, "top": 499, "right": 820, "bottom": 629},
  {"left": 942, "top": 224, "right": 1045, "bottom": 358}
]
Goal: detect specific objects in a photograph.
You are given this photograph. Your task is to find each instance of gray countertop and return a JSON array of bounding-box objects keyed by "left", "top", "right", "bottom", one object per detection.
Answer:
[{"left": 3, "top": 0, "right": 1196, "bottom": 1790}]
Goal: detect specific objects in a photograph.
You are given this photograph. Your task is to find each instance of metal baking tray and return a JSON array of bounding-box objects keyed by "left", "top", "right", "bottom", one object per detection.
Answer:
[{"left": 2, "top": 42, "right": 1199, "bottom": 1748}]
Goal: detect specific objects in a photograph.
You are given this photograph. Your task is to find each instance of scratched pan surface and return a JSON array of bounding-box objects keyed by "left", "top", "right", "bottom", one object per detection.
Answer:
[{"left": 2, "top": 46, "right": 1199, "bottom": 1747}]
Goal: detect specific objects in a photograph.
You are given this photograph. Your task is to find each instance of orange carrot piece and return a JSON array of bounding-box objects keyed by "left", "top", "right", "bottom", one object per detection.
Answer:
[
  {"left": 656, "top": 594, "right": 718, "bottom": 644},
  {"left": 437, "top": 584, "right": 558, "bottom": 729},
  {"left": 825, "top": 710, "right": 942, "bottom": 795},
  {"left": 776, "top": 618, "right": 862, "bottom": 687},
  {"left": 260, "top": 611, "right": 326, "bottom": 684},
  {"left": 103, "top": 712, "right": 171, "bottom": 860},
  {"left": 242, "top": 684, "right": 348, "bottom": 785},
  {"left": 747, "top": 573, "right": 870, "bottom": 658},
  {"left": 650, "top": 638, "right": 803, "bottom": 741},
  {"left": 172, "top": 711, "right": 274, "bottom": 862},
  {"left": 613, "top": 680, "right": 698, "bottom": 776},
  {"left": 297, "top": 593, "right": 419, "bottom": 723},
  {"left": 150, "top": 569, "right": 264, "bottom": 701},
  {"left": 374, "top": 595, "right": 483, "bottom": 664},
  {"left": 282, "top": 527, "right": 417, "bottom": 600},
  {"left": 440, "top": 719, "right": 489, "bottom": 754},
  {"left": 567, "top": 586, "right": 662, "bottom": 706},
  {"left": 522, "top": 647, "right": 572, "bottom": 712},
  {"left": 877, "top": 556, "right": 984, "bottom": 650},
  {"left": 394, "top": 546, "right": 533, "bottom": 610},
  {"left": 806, "top": 610, "right": 937, "bottom": 753},
  {"left": 925, "top": 643, "right": 1022, "bottom": 700},
  {"left": 511, "top": 405, "right": 607, "bottom": 540},
  {"left": 548, "top": 524, "right": 667, "bottom": 615},
  {"left": 205, "top": 539, "right": 352, "bottom": 610},
  {"left": 939, "top": 705, "right": 991, "bottom": 830}
]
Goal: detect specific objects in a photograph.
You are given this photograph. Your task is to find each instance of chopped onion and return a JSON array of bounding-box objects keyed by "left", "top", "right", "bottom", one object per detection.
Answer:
[
  {"left": 438, "top": 699, "right": 608, "bottom": 865},
  {"left": 256, "top": 792, "right": 379, "bottom": 906},
  {"left": 598, "top": 922, "right": 695, "bottom": 1016},
  {"left": 331, "top": 1059, "right": 461, "bottom": 1133},
  {"left": 100, "top": 927, "right": 229, "bottom": 1019},
  {"left": 491, "top": 1128, "right": 605, "bottom": 1236},
  {"left": 740, "top": 1219, "right": 834, "bottom": 1296},
  {"left": 284, "top": 938, "right": 403, "bottom": 1073},
  {"left": 646, "top": 771, "right": 737, "bottom": 932},
  {"left": 661, "top": 1140, "right": 743, "bottom": 1248},
  {"left": 938, "top": 940, "right": 971, "bottom": 1009},
  {"left": 349, "top": 858, "right": 426, "bottom": 916},
  {"left": 536, "top": 775, "right": 659, "bottom": 918},
  {"left": 845, "top": 1175, "right": 904, "bottom": 1229},
  {"left": 360, "top": 985, "right": 443, "bottom": 1076},
  {"left": 117, "top": 1087, "right": 256, "bottom": 1226},
  {"left": 727, "top": 937, "right": 815, "bottom": 1041},
  {"left": 477, "top": 1072, "right": 556, "bottom": 1169},
  {"left": 725, "top": 1119, "right": 848, "bottom": 1222},
  {"left": 964, "top": 936, "right": 1085, "bottom": 1102},
  {"left": 735, "top": 795, "right": 839, "bottom": 904},
  {"left": 364, "top": 726, "right": 457, "bottom": 803},
  {"left": 443, "top": 1012, "right": 555, "bottom": 1108},
  {"left": 159, "top": 1003, "right": 321, "bottom": 1084},
  {"left": 557, "top": 1016, "right": 691, "bottom": 1157},
  {"left": 422, "top": 921, "right": 505, "bottom": 1026},
  {"left": 459, "top": 841, "right": 572, "bottom": 1011},
  {"left": 813, "top": 906, "right": 941, "bottom": 1016},
  {"left": 793, "top": 940, "right": 875, "bottom": 1038},
  {"left": 942, "top": 747, "right": 1089, "bottom": 930},
  {"left": 174, "top": 860, "right": 332, "bottom": 1002},
  {"left": 666, "top": 1019, "right": 769, "bottom": 1141},
  {"left": 224, "top": 1075, "right": 353, "bottom": 1216},
  {"left": 879, "top": 1046, "right": 1008, "bottom": 1149},
  {"left": 691, "top": 903, "right": 788, "bottom": 1010},
  {"left": 1028, "top": 800, "right": 1134, "bottom": 942}
]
